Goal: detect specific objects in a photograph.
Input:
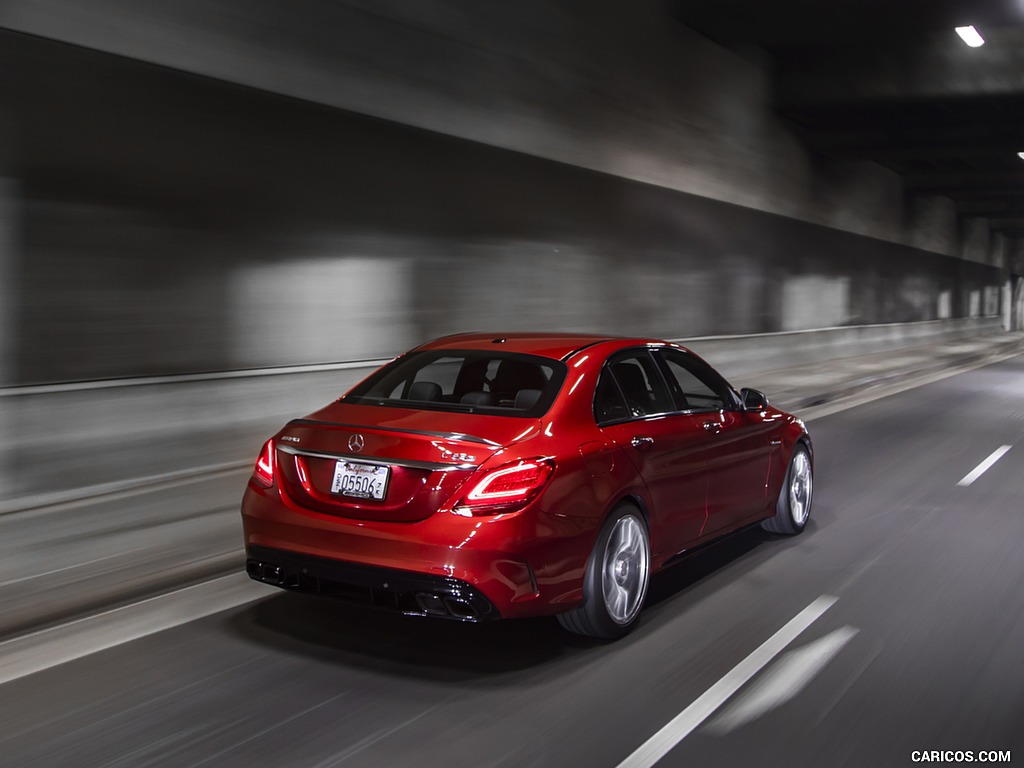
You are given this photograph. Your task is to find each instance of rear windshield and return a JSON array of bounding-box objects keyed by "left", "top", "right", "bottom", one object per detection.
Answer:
[{"left": 343, "top": 350, "right": 566, "bottom": 417}]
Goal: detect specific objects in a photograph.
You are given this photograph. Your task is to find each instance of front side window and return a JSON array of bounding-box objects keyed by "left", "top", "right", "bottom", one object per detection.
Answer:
[
  {"left": 343, "top": 350, "right": 566, "bottom": 417},
  {"left": 655, "top": 348, "right": 737, "bottom": 412}
]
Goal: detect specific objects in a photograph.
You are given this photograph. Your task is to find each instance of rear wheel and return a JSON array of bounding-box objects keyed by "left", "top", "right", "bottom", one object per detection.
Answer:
[
  {"left": 762, "top": 443, "right": 812, "bottom": 535},
  {"left": 557, "top": 503, "right": 650, "bottom": 640}
]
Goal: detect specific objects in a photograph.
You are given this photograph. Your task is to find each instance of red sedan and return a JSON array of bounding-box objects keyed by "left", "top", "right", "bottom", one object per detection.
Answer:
[{"left": 241, "top": 333, "right": 812, "bottom": 639}]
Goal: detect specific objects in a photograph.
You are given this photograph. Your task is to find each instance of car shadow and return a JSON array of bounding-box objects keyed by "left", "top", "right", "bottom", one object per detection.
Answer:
[
  {"left": 641, "top": 521, "right": 818, "bottom": 617},
  {"left": 227, "top": 591, "right": 592, "bottom": 682},
  {"left": 227, "top": 524, "right": 810, "bottom": 681},
  {"left": 645, "top": 527, "right": 768, "bottom": 609}
]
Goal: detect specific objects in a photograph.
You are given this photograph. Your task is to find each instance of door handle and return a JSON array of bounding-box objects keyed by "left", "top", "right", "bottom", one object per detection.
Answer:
[
  {"left": 703, "top": 421, "right": 723, "bottom": 434},
  {"left": 631, "top": 435, "right": 655, "bottom": 450}
]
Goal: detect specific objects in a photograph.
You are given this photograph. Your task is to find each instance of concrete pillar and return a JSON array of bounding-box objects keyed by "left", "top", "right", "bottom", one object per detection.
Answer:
[
  {"left": 1009, "top": 238, "right": 1024, "bottom": 331},
  {"left": 0, "top": 178, "right": 15, "bottom": 386},
  {"left": 0, "top": 178, "right": 20, "bottom": 497},
  {"left": 1004, "top": 279, "right": 1012, "bottom": 331},
  {"left": 1015, "top": 278, "right": 1024, "bottom": 332}
]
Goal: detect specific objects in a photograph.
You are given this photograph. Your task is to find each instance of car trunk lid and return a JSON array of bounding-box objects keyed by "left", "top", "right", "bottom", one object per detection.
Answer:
[{"left": 274, "top": 403, "right": 540, "bottom": 522}]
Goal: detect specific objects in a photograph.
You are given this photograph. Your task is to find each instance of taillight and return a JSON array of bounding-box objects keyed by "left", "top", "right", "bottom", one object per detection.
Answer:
[
  {"left": 451, "top": 458, "right": 555, "bottom": 516},
  {"left": 253, "top": 439, "right": 275, "bottom": 486}
]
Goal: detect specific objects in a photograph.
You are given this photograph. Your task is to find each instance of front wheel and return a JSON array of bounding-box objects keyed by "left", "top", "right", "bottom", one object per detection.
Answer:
[
  {"left": 762, "top": 443, "right": 812, "bottom": 535},
  {"left": 557, "top": 503, "right": 650, "bottom": 640}
]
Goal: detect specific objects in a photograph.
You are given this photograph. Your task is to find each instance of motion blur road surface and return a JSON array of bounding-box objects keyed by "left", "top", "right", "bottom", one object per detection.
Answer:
[{"left": 2, "top": 355, "right": 1023, "bottom": 767}]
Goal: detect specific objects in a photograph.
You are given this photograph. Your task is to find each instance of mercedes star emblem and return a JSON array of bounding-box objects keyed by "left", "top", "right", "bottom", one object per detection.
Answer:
[{"left": 347, "top": 434, "right": 365, "bottom": 452}]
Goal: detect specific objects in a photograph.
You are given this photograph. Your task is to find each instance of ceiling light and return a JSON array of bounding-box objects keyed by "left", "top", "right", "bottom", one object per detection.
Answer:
[
  {"left": 1018, "top": 152, "right": 1024, "bottom": 160},
  {"left": 955, "top": 25, "right": 985, "bottom": 47}
]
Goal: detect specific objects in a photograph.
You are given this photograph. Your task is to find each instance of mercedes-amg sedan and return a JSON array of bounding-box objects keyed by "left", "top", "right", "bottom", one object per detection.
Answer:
[{"left": 242, "top": 333, "right": 812, "bottom": 639}]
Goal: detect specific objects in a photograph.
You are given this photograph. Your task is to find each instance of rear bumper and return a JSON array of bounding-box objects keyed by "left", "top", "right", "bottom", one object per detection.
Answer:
[
  {"left": 246, "top": 545, "right": 498, "bottom": 621},
  {"left": 240, "top": 479, "right": 589, "bottom": 619}
]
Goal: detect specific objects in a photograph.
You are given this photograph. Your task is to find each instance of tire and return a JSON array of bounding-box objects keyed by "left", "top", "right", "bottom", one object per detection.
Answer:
[
  {"left": 557, "top": 503, "right": 650, "bottom": 640},
  {"left": 762, "top": 443, "right": 813, "bottom": 535}
]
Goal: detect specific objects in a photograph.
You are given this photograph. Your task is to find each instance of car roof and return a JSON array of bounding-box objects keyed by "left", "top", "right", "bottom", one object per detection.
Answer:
[{"left": 414, "top": 332, "right": 666, "bottom": 361}]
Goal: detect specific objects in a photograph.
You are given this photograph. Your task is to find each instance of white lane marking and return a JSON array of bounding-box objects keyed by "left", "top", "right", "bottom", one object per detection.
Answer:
[
  {"left": 0, "top": 572, "right": 273, "bottom": 686},
  {"left": 616, "top": 595, "right": 839, "bottom": 768},
  {"left": 812, "top": 637, "right": 883, "bottom": 727},
  {"left": 705, "top": 626, "right": 859, "bottom": 734},
  {"left": 957, "top": 445, "right": 1012, "bottom": 487}
]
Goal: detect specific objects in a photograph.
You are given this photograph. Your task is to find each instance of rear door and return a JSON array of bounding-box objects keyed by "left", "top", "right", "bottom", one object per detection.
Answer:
[
  {"left": 595, "top": 349, "right": 709, "bottom": 558},
  {"left": 654, "top": 348, "right": 772, "bottom": 534}
]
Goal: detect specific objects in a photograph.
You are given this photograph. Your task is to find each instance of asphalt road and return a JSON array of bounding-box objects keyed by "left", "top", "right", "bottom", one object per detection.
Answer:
[{"left": 2, "top": 355, "right": 1023, "bottom": 768}]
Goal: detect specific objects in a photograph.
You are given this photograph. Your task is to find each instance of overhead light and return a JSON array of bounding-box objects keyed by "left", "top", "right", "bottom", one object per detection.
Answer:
[{"left": 955, "top": 25, "right": 985, "bottom": 47}]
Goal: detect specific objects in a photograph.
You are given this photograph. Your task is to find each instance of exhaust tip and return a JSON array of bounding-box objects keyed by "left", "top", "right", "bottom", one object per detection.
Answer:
[
  {"left": 415, "top": 593, "right": 449, "bottom": 616},
  {"left": 246, "top": 559, "right": 282, "bottom": 585},
  {"left": 444, "top": 597, "right": 479, "bottom": 620}
]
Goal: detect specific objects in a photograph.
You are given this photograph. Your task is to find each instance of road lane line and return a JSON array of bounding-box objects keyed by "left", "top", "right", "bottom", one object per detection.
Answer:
[
  {"left": 957, "top": 445, "right": 1012, "bottom": 487},
  {"left": 706, "top": 626, "right": 859, "bottom": 734},
  {"left": 616, "top": 595, "right": 839, "bottom": 768},
  {"left": 812, "top": 637, "right": 883, "bottom": 727}
]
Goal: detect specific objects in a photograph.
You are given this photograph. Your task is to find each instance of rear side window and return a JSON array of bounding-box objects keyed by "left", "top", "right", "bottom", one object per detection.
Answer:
[
  {"left": 344, "top": 350, "right": 566, "bottom": 417},
  {"left": 594, "top": 372, "right": 630, "bottom": 424},
  {"left": 594, "top": 350, "right": 675, "bottom": 423}
]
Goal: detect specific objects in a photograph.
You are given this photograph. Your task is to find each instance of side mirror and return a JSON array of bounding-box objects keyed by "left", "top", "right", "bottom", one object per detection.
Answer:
[{"left": 740, "top": 387, "right": 769, "bottom": 411}]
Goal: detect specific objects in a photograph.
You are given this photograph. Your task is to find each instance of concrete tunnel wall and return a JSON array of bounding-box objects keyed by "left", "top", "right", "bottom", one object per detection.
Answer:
[
  {"left": 0, "top": 1, "right": 1013, "bottom": 500},
  {"left": 0, "top": 0, "right": 929, "bottom": 244},
  {"left": 0, "top": 22, "right": 1008, "bottom": 385}
]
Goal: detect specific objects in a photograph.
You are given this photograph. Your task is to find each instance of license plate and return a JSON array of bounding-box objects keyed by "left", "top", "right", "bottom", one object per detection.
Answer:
[{"left": 330, "top": 461, "right": 390, "bottom": 500}]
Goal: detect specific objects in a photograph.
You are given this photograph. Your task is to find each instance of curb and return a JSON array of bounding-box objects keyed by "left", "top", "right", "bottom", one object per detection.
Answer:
[
  {"left": 0, "top": 551, "right": 246, "bottom": 645},
  {"left": 0, "top": 460, "right": 251, "bottom": 517}
]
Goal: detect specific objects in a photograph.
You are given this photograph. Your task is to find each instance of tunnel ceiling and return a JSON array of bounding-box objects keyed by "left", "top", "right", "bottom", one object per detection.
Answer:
[{"left": 672, "top": 0, "right": 1024, "bottom": 237}]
